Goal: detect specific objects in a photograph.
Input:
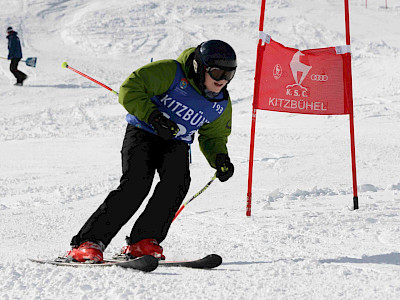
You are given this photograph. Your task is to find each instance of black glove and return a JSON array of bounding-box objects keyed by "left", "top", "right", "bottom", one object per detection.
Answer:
[
  {"left": 148, "top": 110, "right": 179, "bottom": 140},
  {"left": 215, "top": 153, "right": 234, "bottom": 182}
]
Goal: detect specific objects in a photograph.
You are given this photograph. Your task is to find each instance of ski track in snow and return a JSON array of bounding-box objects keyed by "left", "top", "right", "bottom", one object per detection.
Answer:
[{"left": 1, "top": 0, "right": 400, "bottom": 299}]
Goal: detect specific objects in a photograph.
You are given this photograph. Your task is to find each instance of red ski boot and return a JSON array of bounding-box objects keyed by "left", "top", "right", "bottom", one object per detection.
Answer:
[
  {"left": 121, "top": 239, "right": 165, "bottom": 260},
  {"left": 66, "top": 241, "right": 104, "bottom": 263}
]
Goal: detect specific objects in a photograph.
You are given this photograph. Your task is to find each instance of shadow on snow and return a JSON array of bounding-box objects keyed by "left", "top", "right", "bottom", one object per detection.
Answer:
[{"left": 320, "top": 252, "right": 400, "bottom": 266}]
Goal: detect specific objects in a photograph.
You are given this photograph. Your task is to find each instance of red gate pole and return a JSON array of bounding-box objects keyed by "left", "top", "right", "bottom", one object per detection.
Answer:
[
  {"left": 247, "top": 0, "right": 267, "bottom": 216},
  {"left": 247, "top": 108, "right": 257, "bottom": 217},
  {"left": 344, "top": 0, "right": 359, "bottom": 209}
]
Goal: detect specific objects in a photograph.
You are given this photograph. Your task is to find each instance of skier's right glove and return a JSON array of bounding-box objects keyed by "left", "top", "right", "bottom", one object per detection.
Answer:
[
  {"left": 215, "top": 153, "right": 234, "bottom": 182},
  {"left": 148, "top": 110, "right": 179, "bottom": 140}
]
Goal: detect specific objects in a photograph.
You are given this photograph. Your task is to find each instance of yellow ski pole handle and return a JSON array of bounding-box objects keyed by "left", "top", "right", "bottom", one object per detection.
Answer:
[{"left": 221, "top": 165, "right": 229, "bottom": 172}]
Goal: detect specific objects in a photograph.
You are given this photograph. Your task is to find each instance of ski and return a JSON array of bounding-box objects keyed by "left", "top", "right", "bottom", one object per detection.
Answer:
[
  {"left": 29, "top": 255, "right": 158, "bottom": 272},
  {"left": 158, "top": 254, "right": 222, "bottom": 269},
  {"left": 113, "top": 253, "right": 222, "bottom": 269}
]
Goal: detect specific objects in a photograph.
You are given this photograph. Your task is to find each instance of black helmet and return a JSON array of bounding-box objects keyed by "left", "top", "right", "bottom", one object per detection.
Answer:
[
  {"left": 193, "top": 40, "right": 237, "bottom": 94},
  {"left": 195, "top": 40, "right": 237, "bottom": 70}
]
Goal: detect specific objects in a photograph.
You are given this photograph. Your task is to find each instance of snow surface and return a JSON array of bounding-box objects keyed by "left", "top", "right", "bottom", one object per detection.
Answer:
[{"left": 1, "top": 0, "right": 400, "bottom": 299}]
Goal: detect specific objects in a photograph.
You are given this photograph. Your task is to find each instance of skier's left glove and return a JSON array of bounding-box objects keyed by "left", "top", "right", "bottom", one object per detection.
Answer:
[{"left": 215, "top": 153, "right": 234, "bottom": 182}]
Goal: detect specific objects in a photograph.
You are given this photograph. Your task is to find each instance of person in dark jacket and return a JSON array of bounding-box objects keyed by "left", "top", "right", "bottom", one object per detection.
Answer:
[
  {"left": 66, "top": 40, "right": 237, "bottom": 263},
  {"left": 6, "top": 26, "right": 27, "bottom": 86}
]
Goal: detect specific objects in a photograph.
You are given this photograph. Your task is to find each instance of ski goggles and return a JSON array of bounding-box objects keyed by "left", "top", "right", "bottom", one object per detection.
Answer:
[{"left": 206, "top": 66, "right": 236, "bottom": 82}]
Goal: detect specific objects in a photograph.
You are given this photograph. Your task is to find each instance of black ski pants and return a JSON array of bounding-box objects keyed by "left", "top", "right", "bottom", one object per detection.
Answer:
[
  {"left": 71, "top": 124, "right": 191, "bottom": 248},
  {"left": 10, "top": 59, "right": 27, "bottom": 83}
]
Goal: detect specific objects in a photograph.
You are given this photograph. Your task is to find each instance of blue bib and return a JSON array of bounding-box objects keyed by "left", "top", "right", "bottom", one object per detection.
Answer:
[{"left": 126, "top": 62, "right": 228, "bottom": 144}]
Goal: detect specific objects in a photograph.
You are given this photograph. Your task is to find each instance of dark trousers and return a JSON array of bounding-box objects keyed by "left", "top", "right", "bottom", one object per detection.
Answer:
[
  {"left": 71, "top": 124, "right": 191, "bottom": 248},
  {"left": 10, "top": 59, "right": 27, "bottom": 83}
]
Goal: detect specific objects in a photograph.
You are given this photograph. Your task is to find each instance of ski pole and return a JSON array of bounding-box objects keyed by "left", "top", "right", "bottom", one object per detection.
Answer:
[
  {"left": 172, "top": 172, "right": 217, "bottom": 222},
  {"left": 61, "top": 61, "right": 118, "bottom": 95}
]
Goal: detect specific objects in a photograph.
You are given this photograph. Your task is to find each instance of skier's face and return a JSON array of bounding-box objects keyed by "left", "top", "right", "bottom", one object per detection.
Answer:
[{"left": 204, "top": 72, "right": 228, "bottom": 93}]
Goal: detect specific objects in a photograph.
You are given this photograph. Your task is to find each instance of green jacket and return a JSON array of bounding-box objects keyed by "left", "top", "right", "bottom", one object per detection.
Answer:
[{"left": 118, "top": 48, "right": 232, "bottom": 169}]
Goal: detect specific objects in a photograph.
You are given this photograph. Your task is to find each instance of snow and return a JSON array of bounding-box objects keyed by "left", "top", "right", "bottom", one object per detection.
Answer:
[{"left": 1, "top": 0, "right": 400, "bottom": 298}]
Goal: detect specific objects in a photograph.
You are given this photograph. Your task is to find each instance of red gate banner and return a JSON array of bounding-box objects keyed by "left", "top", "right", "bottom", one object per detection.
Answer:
[
  {"left": 247, "top": 0, "right": 358, "bottom": 217},
  {"left": 254, "top": 37, "right": 352, "bottom": 115}
]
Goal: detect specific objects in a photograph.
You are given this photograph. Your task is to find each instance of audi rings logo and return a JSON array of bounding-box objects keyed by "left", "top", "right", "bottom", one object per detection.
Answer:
[{"left": 311, "top": 74, "right": 329, "bottom": 82}]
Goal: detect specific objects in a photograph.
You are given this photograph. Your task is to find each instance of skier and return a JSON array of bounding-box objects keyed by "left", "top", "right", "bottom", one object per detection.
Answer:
[
  {"left": 6, "top": 26, "right": 27, "bottom": 86},
  {"left": 67, "top": 40, "right": 236, "bottom": 263}
]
